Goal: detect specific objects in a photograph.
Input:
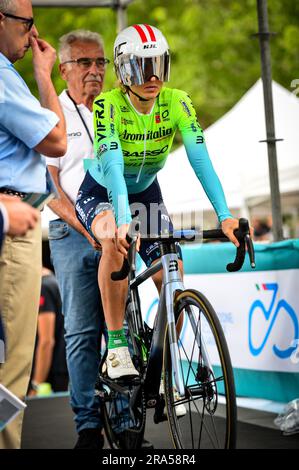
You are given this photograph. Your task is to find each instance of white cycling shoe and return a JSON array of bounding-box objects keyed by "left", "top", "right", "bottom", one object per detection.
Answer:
[
  {"left": 106, "top": 347, "right": 139, "bottom": 380},
  {"left": 160, "top": 381, "right": 187, "bottom": 418}
]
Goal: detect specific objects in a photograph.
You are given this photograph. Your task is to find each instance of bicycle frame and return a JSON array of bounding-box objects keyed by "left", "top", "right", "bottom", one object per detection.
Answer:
[
  {"left": 107, "top": 218, "right": 254, "bottom": 404},
  {"left": 101, "top": 219, "right": 253, "bottom": 449},
  {"left": 128, "top": 242, "right": 214, "bottom": 402}
]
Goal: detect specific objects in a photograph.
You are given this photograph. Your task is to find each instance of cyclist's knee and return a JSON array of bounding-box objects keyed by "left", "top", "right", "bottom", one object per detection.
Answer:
[
  {"left": 100, "top": 239, "right": 125, "bottom": 269},
  {"left": 91, "top": 210, "right": 116, "bottom": 241}
]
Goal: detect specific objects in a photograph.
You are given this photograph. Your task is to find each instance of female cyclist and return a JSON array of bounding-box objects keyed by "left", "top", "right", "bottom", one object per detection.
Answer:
[{"left": 76, "top": 24, "right": 240, "bottom": 380}]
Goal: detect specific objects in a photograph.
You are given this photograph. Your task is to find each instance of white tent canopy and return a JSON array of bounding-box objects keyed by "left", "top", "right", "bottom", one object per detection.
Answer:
[{"left": 158, "top": 79, "right": 299, "bottom": 218}]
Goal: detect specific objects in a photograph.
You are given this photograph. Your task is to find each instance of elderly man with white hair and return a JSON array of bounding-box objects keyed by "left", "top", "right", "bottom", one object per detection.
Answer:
[{"left": 46, "top": 30, "right": 108, "bottom": 449}]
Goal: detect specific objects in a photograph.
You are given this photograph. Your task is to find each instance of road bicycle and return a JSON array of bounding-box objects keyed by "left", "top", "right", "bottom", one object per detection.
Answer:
[{"left": 95, "top": 218, "right": 255, "bottom": 449}]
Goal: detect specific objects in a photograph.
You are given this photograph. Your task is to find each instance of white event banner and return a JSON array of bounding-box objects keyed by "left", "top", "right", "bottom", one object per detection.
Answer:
[{"left": 138, "top": 269, "right": 299, "bottom": 373}]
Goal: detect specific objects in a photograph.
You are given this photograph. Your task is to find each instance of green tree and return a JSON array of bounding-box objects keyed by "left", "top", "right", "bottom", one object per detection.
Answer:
[{"left": 17, "top": 0, "right": 298, "bottom": 131}]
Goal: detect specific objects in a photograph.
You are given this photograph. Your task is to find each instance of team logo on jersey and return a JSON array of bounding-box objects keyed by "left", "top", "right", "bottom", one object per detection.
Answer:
[
  {"left": 196, "top": 135, "right": 204, "bottom": 144},
  {"left": 155, "top": 113, "right": 161, "bottom": 123},
  {"left": 98, "top": 143, "right": 108, "bottom": 156},
  {"left": 123, "top": 145, "right": 168, "bottom": 158},
  {"left": 110, "top": 142, "right": 119, "bottom": 150},
  {"left": 94, "top": 98, "right": 106, "bottom": 142},
  {"left": 180, "top": 100, "right": 192, "bottom": 117},
  {"left": 122, "top": 127, "right": 172, "bottom": 141},
  {"left": 110, "top": 123, "right": 115, "bottom": 136},
  {"left": 97, "top": 142, "right": 119, "bottom": 157},
  {"left": 120, "top": 106, "right": 129, "bottom": 112},
  {"left": 121, "top": 117, "right": 134, "bottom": 125},
  {"left": 110, "top": 104, "right": 115, "bottom": 121}
]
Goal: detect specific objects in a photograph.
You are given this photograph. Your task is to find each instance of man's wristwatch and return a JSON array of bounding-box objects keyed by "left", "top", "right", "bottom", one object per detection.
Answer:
[{"left": 30, "top": 380, "right": 39, "bottom": 392}]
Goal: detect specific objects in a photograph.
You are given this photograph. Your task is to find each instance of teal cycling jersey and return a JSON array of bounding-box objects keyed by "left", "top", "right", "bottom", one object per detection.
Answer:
[{"left": 90, "top": 87, "right": 232, "bottom": 226}]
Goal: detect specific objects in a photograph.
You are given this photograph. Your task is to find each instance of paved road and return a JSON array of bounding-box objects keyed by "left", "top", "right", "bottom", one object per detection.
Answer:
[{"left": 21, "top": 394, "right": 299, "bottom": 449}]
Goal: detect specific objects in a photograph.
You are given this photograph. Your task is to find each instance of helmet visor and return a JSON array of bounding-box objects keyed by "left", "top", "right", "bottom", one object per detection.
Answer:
[{"left": 116, "top": 52, "right": 170, "bottom": 86}]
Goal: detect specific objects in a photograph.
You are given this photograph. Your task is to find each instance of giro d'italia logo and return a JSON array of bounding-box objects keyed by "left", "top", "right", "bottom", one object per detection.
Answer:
[{"left": 249, "top": 283, "right": 299, "bottom": 359}]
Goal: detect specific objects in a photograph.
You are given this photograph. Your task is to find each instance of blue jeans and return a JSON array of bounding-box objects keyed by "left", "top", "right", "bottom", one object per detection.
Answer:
[{"left": 49, "top": 219, "right": 104, "bottom": 433}]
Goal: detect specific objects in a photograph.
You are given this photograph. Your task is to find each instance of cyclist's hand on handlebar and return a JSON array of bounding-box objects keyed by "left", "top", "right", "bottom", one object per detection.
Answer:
[
  {"left": 116, "top": 223, "right": 140, "bottom": 257},
  {"left": 221, "top": 218, "right": 240, "bottom": 247},
  {"left": 116, "top": 224, "right": 130, "bottom": 257}
]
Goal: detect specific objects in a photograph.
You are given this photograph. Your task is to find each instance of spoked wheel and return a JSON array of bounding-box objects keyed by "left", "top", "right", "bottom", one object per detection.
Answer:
[
  {"left": 101, "top": 382, "right": 146, "bottom": 449},
  {"left": 163, "top": 289, "right": 237, "bottom": 449}
]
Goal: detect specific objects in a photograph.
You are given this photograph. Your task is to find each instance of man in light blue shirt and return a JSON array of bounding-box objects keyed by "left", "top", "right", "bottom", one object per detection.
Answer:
[
  {"left": 0, "top": 51, "right": 60, "bottom": 193},
  {"left": 0, "top": 0, "right": 67, "bottom": 449}
]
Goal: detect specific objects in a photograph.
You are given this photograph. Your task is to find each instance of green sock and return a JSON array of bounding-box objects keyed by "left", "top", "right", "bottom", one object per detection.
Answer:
[{"left": 108, "top": 329, "right": 128, "bottom": 349}]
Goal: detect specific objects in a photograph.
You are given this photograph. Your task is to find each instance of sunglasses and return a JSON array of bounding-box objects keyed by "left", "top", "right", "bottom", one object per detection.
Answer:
[
  {"left": 62, "top": 57, "right": 110, "bottom": 69},
  {"left": 2, "top": 12, "right": 34, "bottom": 31}
]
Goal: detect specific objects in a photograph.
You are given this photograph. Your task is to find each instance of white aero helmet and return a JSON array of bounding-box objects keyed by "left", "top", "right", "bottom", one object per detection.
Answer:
[{"left": 114, "top": 24, "right": 170, "bottom": 86}]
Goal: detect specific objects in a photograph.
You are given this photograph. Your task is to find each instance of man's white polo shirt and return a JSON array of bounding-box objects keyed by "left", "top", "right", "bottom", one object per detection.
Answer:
[{"left": 46, "top": 90, "right": 94, "bottom": 204}]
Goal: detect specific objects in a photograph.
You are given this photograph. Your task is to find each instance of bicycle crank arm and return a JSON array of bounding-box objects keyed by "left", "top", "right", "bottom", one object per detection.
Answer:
[{"left": 100, "top": 374, "right": 141, "bottom": 396}]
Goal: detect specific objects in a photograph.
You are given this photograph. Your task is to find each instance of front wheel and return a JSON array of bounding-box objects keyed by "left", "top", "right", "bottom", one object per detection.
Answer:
[{"left": 163, "top": 289, "right": 237, "bottom": 449}]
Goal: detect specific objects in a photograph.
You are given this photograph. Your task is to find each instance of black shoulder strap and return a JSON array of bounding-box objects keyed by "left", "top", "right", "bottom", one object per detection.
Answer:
[{"left": 67, "top": 91, "right": 93, "bottom": 145}]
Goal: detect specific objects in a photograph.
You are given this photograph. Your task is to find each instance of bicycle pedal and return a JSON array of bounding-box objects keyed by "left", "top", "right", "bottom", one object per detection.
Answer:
[
  {"left": 94, "top": 388, "right": 105, "bottom": 398},
  {"left": 114, "top": 375, "right": 141, "bottom": 386}
]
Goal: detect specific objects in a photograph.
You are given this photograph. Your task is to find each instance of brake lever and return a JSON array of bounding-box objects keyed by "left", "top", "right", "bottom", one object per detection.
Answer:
[
  {"left": 226, "top": 218, "right": 254, "bottom": 272},
  {"left": 245, "top": 234, "right": 256, "bottom": 269},
  {"left": 111, "top": 219, "right": 140, "bottom": 281},
  {"left": 128, "top": 235, "right": 137, "bottom": 273}
]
